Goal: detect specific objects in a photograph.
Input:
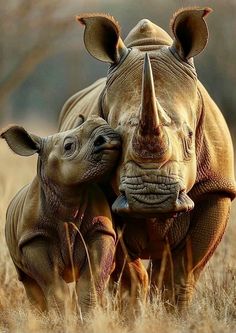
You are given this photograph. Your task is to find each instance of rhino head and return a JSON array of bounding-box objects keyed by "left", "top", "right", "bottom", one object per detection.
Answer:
[
  {"left": 77, "top": 8, "right": 212, "bottom": 217},
  {"left": 1, "top": 116, "right": 121, "bottom": 188}
]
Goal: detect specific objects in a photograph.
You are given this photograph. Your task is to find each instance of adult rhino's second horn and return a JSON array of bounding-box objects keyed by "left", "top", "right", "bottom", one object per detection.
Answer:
[{"left": 132, "top": 53, "right": 169, "bottom": 160}]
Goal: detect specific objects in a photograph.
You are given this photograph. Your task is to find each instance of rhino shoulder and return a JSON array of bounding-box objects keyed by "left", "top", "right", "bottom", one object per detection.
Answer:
[
  {"left": 58, "top": 78, "right": 106, "bottom": 131},
  {"left": 192, "top": 81, "right": 236, "bottom": 200}
]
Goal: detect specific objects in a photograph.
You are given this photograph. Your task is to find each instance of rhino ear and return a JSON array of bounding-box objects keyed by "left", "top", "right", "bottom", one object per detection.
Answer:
[
  {"left": 170, "top": 7, "right": 212, "bottom": 61},
  {"left": 77, "top": 14, "right": 128, "bottom": 64},
  {"left": 0, "top": 125, "right": 41, "bottom": 156}
]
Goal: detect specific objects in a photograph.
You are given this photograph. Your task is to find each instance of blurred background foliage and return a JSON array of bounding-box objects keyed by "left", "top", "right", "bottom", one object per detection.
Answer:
[{"left": 0, "top": 0, "right": 236, "bottom": 133}]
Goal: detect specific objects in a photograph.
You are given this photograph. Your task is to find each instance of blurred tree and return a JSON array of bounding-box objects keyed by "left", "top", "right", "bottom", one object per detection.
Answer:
[
  {"left": 0, "top": 0, "right": 75, "bottom": 111},
  {"left": 0, "top": 0, "right": 113, "bottom": 123}
]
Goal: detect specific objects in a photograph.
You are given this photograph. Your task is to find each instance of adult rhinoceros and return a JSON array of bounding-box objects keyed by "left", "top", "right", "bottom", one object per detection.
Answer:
[{"left": 58, "top": 8, "right": 236, "bottom": 309}]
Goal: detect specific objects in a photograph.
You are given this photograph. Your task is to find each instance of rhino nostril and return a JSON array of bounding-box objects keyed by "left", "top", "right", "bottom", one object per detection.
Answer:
[{"left": 94, "top": 135, "right": 106, "bottom": 147}]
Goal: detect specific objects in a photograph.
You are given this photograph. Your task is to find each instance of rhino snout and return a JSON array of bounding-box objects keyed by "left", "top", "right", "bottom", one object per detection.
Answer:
[
  {"left": 93, "top": 135, "right": 121, "bottom": 154},
  {"left": 93, "top": 127, "right": 121, "bottom": 154},
  {"left": 112, "top": 175, "right": 194, "bottom": 218}
]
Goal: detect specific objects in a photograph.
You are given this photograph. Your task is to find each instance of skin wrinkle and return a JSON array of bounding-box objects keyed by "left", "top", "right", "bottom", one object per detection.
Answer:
[
  {"left": 106, "top": 49, "right": 141, "bottom": 86},
  {"left": 161, "top": 48, "right": 197, "bottom": 79},
  {"left": 151, "top": 59, "right": 195, "bottom": 86},
  {"left": 106, "top": 47, "right": 197, "bottom": 96}
]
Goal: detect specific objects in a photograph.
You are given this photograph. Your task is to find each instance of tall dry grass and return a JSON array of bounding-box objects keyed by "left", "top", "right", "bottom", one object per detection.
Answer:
[{"left": 0, "top": 136, "right": 235, "bottom": 333}]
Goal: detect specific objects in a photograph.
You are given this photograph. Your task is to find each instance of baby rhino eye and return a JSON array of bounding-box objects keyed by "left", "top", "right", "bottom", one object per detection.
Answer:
[
  {"left": 65, "top": 142, "right": 73, "bottom": 151},
  {"left": 63, "top": 137, "right": 76, "bottom": 156}
]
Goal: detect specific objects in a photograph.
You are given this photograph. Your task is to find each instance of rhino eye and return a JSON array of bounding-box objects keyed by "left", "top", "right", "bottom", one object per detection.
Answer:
[
  {"left": 182, "top": 124, "right": 194, "bottom": 160},
  {"left": 63, "top": 137, "right": 76, "bottom": 156},
  {"left": 65, "top": 142, "right": 73, "bottom": 150},
  {"left": 188, "top": 130, "right": 193, "bottom": 139}
]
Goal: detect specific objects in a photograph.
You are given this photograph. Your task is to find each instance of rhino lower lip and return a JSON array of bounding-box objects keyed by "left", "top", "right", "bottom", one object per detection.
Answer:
[
  {"left": 112, "top": 191, "right": 194, "bottom": 218},
  {"left": 112, "top": 193, "right": 132, "bottom": 216}
]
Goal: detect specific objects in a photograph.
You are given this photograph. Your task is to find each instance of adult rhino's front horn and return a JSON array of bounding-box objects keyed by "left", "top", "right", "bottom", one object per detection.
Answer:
[{"left": 132, "top": 53, "right": 170, "bottom": 161}]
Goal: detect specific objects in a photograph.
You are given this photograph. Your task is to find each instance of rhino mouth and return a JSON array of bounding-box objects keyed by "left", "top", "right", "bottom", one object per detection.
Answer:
[
  {"left": 112, "top": 176, "right": 194, "bottom": 218},
  {"left": 94, "top": 141, "right": 121, "bottom": 153}
]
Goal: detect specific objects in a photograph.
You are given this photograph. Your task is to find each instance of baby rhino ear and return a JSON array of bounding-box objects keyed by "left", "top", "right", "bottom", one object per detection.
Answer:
[{"left": 0, "top": 125, "right": 41, "bottom": 156}]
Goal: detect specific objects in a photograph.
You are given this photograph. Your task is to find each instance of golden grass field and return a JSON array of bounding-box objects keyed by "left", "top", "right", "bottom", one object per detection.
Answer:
[{"left": 0, "top": 128, "right": 235, "bottom": 333}]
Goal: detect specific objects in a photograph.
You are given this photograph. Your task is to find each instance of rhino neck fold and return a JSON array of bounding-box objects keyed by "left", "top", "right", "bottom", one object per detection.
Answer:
[{"left": 38, "top": 174, "right": 88, "bottom": 223}]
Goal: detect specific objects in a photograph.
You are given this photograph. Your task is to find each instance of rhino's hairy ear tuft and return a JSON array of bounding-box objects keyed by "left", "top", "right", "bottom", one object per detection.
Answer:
[
  {"left": 170, "top": 7, "right": 213, "bottom": 61},
  {"left": 0, "top": 125, "right": 41, "bottom": 156},
  {"left": 76, "top": 13, "right": 128, "bottom": 64}
]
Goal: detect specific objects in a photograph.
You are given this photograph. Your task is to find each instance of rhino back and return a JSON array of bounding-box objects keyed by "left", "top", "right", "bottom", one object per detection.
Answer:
[
  {"left": 58, "top": 78, "right": 106, "bottom": 132},
  {"left": 191, "top": 81, "right": 236, "bottom": 200}
]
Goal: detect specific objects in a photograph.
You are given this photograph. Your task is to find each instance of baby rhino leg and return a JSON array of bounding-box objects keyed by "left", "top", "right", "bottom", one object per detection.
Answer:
[
  {"left": 15, "top": 265, "right": 46, "bottom": 312},
  {"left": 21, "top": 238, "right": 69, "bottom": 315}
]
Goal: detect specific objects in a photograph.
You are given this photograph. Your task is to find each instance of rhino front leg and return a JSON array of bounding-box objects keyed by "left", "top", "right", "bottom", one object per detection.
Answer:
[
  {"left": 22, "top": 238, "right": 69, "bottom": 315},
  {"left": 111, "top": 221, "right": 149, "bottom": 305},
  {"left": 111, "top": 241, "right": 148, "bottom": 304},
  {"left": 150, "top": 193, "right": 231, "bottom": 310},
  {"left": 75, "top": 232, "right": 116, "bottom": 316},
  {"left": 18, "top": 269, "right": 47, "bottom": 312}
]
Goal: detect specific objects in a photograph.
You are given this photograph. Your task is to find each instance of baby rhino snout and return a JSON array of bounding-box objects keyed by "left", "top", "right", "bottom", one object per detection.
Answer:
[
  {"left": 93, "top": 132, "right": 121, "bottom": 153},
  {"left": 94, "top": 135, "right": 107, "bottom": 147}
]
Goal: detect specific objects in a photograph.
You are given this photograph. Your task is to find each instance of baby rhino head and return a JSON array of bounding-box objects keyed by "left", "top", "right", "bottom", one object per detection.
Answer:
[{"left": 1, "top": 116, "right": 121, "bottom": 186}]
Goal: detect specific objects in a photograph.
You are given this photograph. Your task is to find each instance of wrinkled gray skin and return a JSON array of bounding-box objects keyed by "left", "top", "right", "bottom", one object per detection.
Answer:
[
  {"left": 59, "top": 8, "right": 236, "bottom": 309},
  {"left": 1, "top": 116, "right": 121, "bottom": 315}
]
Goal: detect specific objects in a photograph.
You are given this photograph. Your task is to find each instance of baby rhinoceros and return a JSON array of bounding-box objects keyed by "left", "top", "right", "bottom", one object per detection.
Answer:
[{"left": 1, "top": 116, "right": 121, "bottom": 315}]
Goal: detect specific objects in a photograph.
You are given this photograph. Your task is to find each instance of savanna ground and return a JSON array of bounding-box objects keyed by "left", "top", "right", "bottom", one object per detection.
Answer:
[{"left": 0, "top": 126, "right": 235, "bottom": 333}]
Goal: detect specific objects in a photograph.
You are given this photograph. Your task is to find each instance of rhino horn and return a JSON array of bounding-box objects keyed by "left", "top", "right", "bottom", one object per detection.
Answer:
[
  {"left": 132, "top": 53, "right": 169, "bottom": 160},
  {"left": 139, "top": 52, "right": 161, "bottom": 136}
]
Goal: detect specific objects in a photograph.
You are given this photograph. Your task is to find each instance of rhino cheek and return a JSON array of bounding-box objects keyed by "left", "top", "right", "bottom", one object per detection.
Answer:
[
  {"left": 47, "top": 156, "right": 82, "bottom": 186},
  {"left": 46, "top": 152, "right": 61, "bottom": 182},
  {"left": 54, "top": 162, "right": 76, "bottom": 185},
  {"left": 183, "top": 157, "right": 197, "bottom": 192},
  {"left": 110, "top": 163, "right": 123, "bottom": 195}
]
